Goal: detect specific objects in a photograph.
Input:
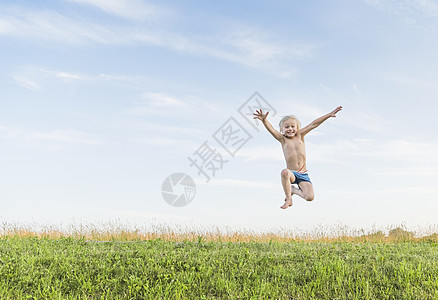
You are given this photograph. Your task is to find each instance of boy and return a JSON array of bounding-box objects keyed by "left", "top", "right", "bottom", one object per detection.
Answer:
[{"left": 253, "top": 106, "right": 342, "bottom": 209}]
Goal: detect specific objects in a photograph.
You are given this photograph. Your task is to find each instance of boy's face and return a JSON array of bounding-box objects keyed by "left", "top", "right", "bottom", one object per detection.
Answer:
[{"left": 282, "top": 119, "right": 298, "bottom": 138}]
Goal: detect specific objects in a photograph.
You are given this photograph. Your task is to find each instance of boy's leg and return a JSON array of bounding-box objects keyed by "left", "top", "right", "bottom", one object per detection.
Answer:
[
  {"left": 295, "top": 182, "right": 315, "bottom": 201},
  {"left": 280, "top": 169, "right": 295, "bottom": 209}
]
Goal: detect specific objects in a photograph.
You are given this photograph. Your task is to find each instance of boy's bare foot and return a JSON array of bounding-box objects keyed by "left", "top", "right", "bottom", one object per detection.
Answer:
[{"left": 280, "top": 198, "right": 293, "bottom": 209}]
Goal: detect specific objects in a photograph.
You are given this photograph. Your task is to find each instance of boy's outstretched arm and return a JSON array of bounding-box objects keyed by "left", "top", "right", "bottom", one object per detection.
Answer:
[
  {"left": 299, "top": 106, "right": 342, "bottom": 136},
  {"left": 253, "top": 109, "right": 284, "bottom": 142}
]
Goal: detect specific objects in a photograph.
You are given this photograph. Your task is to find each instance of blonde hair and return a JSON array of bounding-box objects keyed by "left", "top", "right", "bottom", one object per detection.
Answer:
[{"left": 279, "top": 115, "right": 301, "bottom": 133}]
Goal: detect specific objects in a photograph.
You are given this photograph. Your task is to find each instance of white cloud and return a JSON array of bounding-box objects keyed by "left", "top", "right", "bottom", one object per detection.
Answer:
[
  {"left": 0, "top": 6, "right": 313, "bottom": 77},
  {"left": 134, "top": 136, "right": 181, "bottom": 146},
  {"left": 123, "top": 94, "right": 189, "bottom": 117},
  {"left": 308, "top": 138, "right": 438, "bottom": 165},
  {"left": 0, "top": 126, "right": 104, "bottom": 145},
  {"left": 354, "top": 139, "right": 438, "bottom": 163},
  {"left": 380, "top": 73, "right": 437, "bottom": 90},
  {"left": 363, "top": 0, "right": 438, "bottom": 30},
  {"left": 116, "top": 119, "right": 206, "bottom": 141},
  {"left": 142, "top": 92, "right": 186, "bottom": 108},
  {"left": 0, "top": 8, "right": 123, "bottom": 44},
  {"left": 11, "top": 66, "right": 92, "bottom": 90},
  {"left": 352, "top": 84, "right": 360, "bottom": 94},
  {"left": 54, "top": 71, "right": 89, "bottom": 81},
  {"left": 122, "top": 92, "right": 225, "bottom": 124},
  {"left": 374, "top": 167, "right": 438, "bottom": 177},
  {"left": 0, "top": 126, "right": 19, "bottom": 139},
  {"left": 66, "top": 0, "right": 168, "bottom": 20},
  {"left": 11, "top": 73, "right": 40, "bottom": 90},
  {"left": 31, "top": 129, "right": 103, "bottom": 145},
  {"left": 122, "top": 92, "right": 192, "bottom": 118},
  {"left": 337, "top": 111, "right": 392, "bottom": 135},
  {"left": 275, "top": 102, "right": 327, "bottom": 123},
  {"left": 376, "top": 185, "right": 438, "bottom": 195},
  {"left": 209, "top": 28, "right": 313, "bottom": 77},
  {"left": 126, "top": 26, "right": 313, "bottom": 77},
  {"left": 236, "top": 145, "right": 283, "bottom": 162},
  {"left": 196, "top": 178, "right": 277, "bottom": 189}
]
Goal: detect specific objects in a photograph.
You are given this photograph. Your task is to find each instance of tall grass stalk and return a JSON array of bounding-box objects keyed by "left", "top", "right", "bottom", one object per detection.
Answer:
[{"left": 1, "top": 220, "right": 437, "bottom": 243}]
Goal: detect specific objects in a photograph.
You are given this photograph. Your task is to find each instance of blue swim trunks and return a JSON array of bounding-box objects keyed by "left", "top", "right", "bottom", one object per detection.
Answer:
[{"left": 291, "top": 170, "right": 312, "bottom": 185}]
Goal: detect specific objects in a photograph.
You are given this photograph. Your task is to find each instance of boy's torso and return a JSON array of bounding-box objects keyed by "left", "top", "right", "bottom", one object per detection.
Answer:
[{"left": 281, "top": 135, "right": 307, "bottom": 171}]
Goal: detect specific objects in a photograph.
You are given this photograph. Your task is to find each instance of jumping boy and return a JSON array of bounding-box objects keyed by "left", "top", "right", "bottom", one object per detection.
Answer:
[{"left": 253, "top": 106, "right": 342, "bottom": 209}]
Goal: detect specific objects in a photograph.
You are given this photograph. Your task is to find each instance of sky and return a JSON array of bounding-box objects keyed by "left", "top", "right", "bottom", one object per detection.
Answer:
[{"left": 1, "top": 0, "right": 438, "bottom": 234}]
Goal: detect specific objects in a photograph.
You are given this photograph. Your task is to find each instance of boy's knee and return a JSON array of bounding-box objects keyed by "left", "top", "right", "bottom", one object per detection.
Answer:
[
  {"left": 305, "top": 193, "right": 315, "bottom": 202},
  {"left": 281, "top": 169, "right": 290, "bottom": 178}
]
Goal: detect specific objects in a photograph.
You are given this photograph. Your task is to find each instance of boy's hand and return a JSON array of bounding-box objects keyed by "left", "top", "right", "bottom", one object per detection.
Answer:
[
  {"left": 253, "top": 109, "right": 269, "bottom": 121},
  {"left": 329, "top": 106, "right": 343, "bottom": 117}
]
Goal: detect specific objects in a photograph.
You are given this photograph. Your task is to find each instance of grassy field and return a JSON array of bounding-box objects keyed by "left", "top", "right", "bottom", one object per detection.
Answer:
[{"left": 0, "top": 225, "right": 437, "bottom": 299}]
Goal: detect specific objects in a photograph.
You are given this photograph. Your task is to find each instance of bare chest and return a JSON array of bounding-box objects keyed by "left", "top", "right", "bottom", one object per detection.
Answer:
[{"left": 282, "top": 137, "right": 305, "bottom": 154}]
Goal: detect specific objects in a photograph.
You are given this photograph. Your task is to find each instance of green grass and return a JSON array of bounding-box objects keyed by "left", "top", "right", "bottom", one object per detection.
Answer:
[{"left": 1, "top": 236, "right": 437, "bottom": 299}]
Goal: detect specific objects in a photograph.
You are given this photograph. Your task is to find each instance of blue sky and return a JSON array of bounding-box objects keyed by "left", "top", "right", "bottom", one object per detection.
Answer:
[{"left": 1, "top": 0, "right": 438, "bottom": 233}]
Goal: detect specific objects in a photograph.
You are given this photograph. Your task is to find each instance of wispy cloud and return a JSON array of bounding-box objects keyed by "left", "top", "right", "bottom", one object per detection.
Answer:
[
  {"left": 31, "top": 129, "right": 103, "bottom": 145},
  {"left": 0, "top": 126, "right": 18, "bottom": 139},
  {"left": 380, "top": 73, "right": 437, "bottom": 90},
  {"left": 122, "top": 92, "right": 223, "bottom": 121},
  {"left": 374, "top": 167, "right": 438, "bottom": 177},
  {"left": 308, "top": 138, "right": 438, "bottom": 165},
  {"left": 201, "top": 27, "right": 314, "bottom": 77},
  {"left": 129, "top": 25, "right": 314, "bottom": 77},
  {"left": 11, "top": 68, "right": 159, "bottom": 92},
  {"left": 236, "top": 145, "right": 283, "bottom": 162},
  {"left": 0, "top": 8, "right": 123, "bottom": 44},
  {"left": 363, "top": 0, "right": 438, "bottom": 30},
  {"left": 11, "top": 66, "right": 92, "bottom": 90},
  {"left": 0, "top": 125, "right": 103, "bottom": 145},
  {"left": 11, "top": 72, "right": 40, "bottom": 90},
  {"left": 0, "top": 5, "right": 313, "bottom": 77},
  {"left": 123, "top": 94, "right": 188, "bottom": 117},
  {"left": 121, "top": 92, "right": 193, "bottom": 118},
  {"left": 196, "top": 178, "right": 277, "bottom": 189},
  {"left": 142, "top": 92, "right": 187, "bottom": 108},
  {"left": 66, "top": 0, "right": 167, "bottom": 20}
]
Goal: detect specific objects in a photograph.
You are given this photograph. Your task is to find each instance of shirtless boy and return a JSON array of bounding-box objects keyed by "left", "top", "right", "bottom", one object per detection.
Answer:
[{"left": 253, "top": 106, "right": 342, "bottom": 209}]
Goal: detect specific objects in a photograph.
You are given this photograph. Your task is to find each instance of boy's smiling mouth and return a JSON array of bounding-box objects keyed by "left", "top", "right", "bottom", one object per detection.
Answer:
[{"left": 284, "top": 130, "right": 295, "bottom": 138}]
